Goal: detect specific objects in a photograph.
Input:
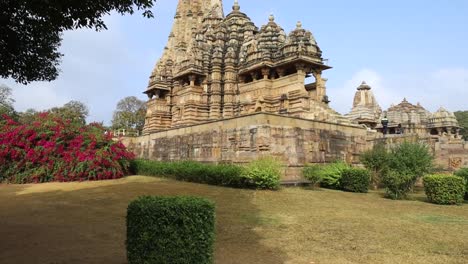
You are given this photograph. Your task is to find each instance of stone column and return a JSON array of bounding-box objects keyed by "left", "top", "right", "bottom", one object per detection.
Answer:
[
  {"left": 209, "top": 54, "right": 223, "bottom": 119},
  {"left": 223, "top": 58, "right": 237, "bottom": 118},
  {"left": 312, "top": 70, "right": 327, "bottom": 102},
  {"left": 276, "top": 68, "right": 285, "bottom": 78},
  {"left": 261, "top": 67, "right": 270, "bottom": 80},
  {"left": 189, "top": 74, "right": 196, "bottom": 87},
  {"left": 251, "top": 72, "right": 258, "bottom": 81}
]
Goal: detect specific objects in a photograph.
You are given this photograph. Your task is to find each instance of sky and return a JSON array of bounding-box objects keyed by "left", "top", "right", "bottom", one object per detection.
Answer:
[{"left": 2, "top": 0, "right": 468, "bottom": 124}]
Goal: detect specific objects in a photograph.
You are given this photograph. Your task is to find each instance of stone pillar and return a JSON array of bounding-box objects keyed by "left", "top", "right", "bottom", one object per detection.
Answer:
[
  {"left": 209, "top": 54, "right": 223, "bottom": 119},
  {"left": 276, "top": 68, "right": 285, "bottom": 78},
  {"left": 189, "top": 74, "right": 196, "bottom": 87},
  {"left": 295, "top": 63, "right": 305, "bottom": 75},
  {"left": 223, "top": 58, "right": 236, "bottom": 118},
  {"left": 251, "top": 72, "right": 258, "bottom": 81},
  {"left": 261, "top": 67, "right": 270, "bottom": 80},
  {"left": 312, "top": 70, "right": 326, "bottom": 102}
]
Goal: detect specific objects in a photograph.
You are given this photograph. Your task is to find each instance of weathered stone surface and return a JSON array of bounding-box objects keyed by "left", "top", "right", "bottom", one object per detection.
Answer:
[
  {"left": 124, "top": 113, "right": 368, "bottom": 181},
  {"left": 143, "top": 0, "right": 347, "bottom": 135}
]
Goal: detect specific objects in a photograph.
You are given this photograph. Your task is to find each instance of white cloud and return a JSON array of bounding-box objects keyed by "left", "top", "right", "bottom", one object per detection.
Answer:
[{"left": 9, "top": 82, "right": 69, "bottom": 111}]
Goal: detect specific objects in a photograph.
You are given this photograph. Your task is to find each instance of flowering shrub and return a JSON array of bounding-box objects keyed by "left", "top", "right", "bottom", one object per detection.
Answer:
[{"left": 0, "top": 113, "right": 134, "bottom": 183}]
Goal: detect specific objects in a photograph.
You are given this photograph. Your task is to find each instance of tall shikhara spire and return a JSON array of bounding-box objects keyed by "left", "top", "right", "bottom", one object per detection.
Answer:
[
  {"left": 171, "top": 0, "right": 224, "bottom": 46},
  {"left": 148, "top": 0, "right": 224, "bottom": 82},
  {"left": 143, "top": 0, "right": 336, "bottom": 133}
]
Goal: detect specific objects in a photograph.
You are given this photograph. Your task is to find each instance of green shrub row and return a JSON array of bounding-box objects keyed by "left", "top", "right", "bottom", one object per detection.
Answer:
[
  {"left": 130, "top": 157, "right": 282, "bottom": 190},
  {"left": 423, "top": 175, "right": 466, "bottom": 205},
  {"left": 240, "top": 156, "right": 282, "bottom": 190},
  {"left": 454, "top": 168, "right": 468, "bottom": 200},
  {"left": 126, "top": 196, "right": 215, "bottom": 264}
]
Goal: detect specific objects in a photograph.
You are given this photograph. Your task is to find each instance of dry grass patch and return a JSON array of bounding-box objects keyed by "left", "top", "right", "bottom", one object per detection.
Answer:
[{"left": 0, "top": 176, "right": 467, "bottom": 264}]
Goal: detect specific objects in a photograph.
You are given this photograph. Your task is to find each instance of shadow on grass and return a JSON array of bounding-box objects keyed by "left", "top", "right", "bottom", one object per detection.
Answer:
[{"left": 0, "top": 177, "right": 289, "bottom": 264}]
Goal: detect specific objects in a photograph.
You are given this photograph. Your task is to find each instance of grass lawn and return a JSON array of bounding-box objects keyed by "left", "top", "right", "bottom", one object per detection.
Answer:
[{"left": 0, "top": 176, "right": 467, "bottom": 264}]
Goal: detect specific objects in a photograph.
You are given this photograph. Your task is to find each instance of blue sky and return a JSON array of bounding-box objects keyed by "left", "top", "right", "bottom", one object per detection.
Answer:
[{"left": 3, "top": 0, "right": 468, "bottom": 124}]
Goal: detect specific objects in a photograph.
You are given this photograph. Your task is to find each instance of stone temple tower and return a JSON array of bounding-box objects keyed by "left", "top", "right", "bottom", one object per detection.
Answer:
[
  {"left": 346, "top": 81, "right": 382, "bottom": 128},
  {"left": 143, "top": 0, "right": 349, "bottom": 134},
  {"left": 144, "top": 0, "right": 224, "bottom": 132}
]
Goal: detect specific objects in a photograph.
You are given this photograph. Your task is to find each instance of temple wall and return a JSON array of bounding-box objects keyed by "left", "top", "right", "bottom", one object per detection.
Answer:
[
  {"left": 434, "top": 139, "right": 468, "bottom": 171},
  {"left": 123, "top": 113, "right": 368, "bottom": 182},
  {"left": 239, "top": 73, "right": 305, "bottom": 99},
  {"left": 370, "top": 134, "right": 468, "bottom": 171}
]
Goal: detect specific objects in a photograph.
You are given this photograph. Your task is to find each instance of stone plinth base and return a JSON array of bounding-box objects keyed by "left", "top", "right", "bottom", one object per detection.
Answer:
[{"left": 123, "top": 113, "right": 368, "bottom": 182}]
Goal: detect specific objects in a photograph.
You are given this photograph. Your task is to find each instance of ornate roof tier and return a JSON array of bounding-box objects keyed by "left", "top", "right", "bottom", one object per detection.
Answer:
[{"left": 428, "top": 107, "right": 460, "bottom": 129}]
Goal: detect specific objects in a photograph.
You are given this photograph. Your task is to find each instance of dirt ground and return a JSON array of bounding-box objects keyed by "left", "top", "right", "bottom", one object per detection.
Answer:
[{"left": 0, "top": 176, "right": 467, "bottom": 264}]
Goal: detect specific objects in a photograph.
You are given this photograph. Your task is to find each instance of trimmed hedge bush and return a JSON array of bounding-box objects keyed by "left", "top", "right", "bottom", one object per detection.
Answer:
[
  {"left": 318, "top": 161, "right": 350, "bottom": 189},
  {"left": 340, "top": 168, "right": 371, "bottom": 193},
  {"left": 241, "top": 157, "right": 282, "bottom": 190},
  {"left": 423, "top": 175, "right": 466, "bottom": 205},
  {"left": 303, "top": 165, "right": 323, "bottom": 188},
  {"left": 454, "top": 168, "right": 468, "bottom": 200},
  {"left": 126, "top": 196, "right": 215, "bottom": 264}
]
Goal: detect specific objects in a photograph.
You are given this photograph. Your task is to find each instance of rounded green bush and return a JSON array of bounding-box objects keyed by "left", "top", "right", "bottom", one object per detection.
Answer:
[
  {"left": 303, "top": 165, "right": 323, "bottom": 187},
  {"left": 340, "top": 168, "right": 371, "bottom": 193},
  {"left": 126, "top": 196, "right": 215, "bottom": 264},
  {"left": 241, "top": 157, "right": 282, "bottom": 190},
  {"left": 423, "top": 175, "right": 466, "bottom": 205},
  {"left": 318, "top": 161, "right": 350, "bottom": 189},
  {"left": 375, "top": 142, "right": 434, "bottom": 200},
  {"left": 382, "top": 171, "right": 416, "bottom": 200}
]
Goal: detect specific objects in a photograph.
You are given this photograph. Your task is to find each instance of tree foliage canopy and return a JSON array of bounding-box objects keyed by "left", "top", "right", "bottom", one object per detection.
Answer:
[
  {"left": 0, "top": 84, "right": 16, "bottom": 117},
  {"left": 49, "top": 100, "right": 90, "bottom": 125},
  {"left": 112, "top": 96, "right": 146, "bottom": 131},
  {"left": 0, "top": 0, "right": 156, "bottom": 84},
  {"left": 454, "top": 111, "right": 468, "bottom": 140}
]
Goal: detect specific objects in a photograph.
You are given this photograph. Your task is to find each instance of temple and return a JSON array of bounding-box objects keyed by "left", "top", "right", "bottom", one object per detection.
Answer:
[
  {"left": 143, "top": 0, "right": 349, "bottom": 133},
  {"left": 126, "top": 0, "right": 468, "bottom": 179},
  {"left": 346, "top": 82, "right": 462, "bottom": 138}
]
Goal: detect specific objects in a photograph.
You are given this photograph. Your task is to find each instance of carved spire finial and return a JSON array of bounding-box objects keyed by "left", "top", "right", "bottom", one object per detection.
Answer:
[
  {"left": 296, "top": 21, "right": 302, "bottom": 29},
  {"left": 233, "top": 0, "right": 240, "bottom": 11},
  {"left": 269, "top": 14, "right": 275, "bottom": 22}
]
